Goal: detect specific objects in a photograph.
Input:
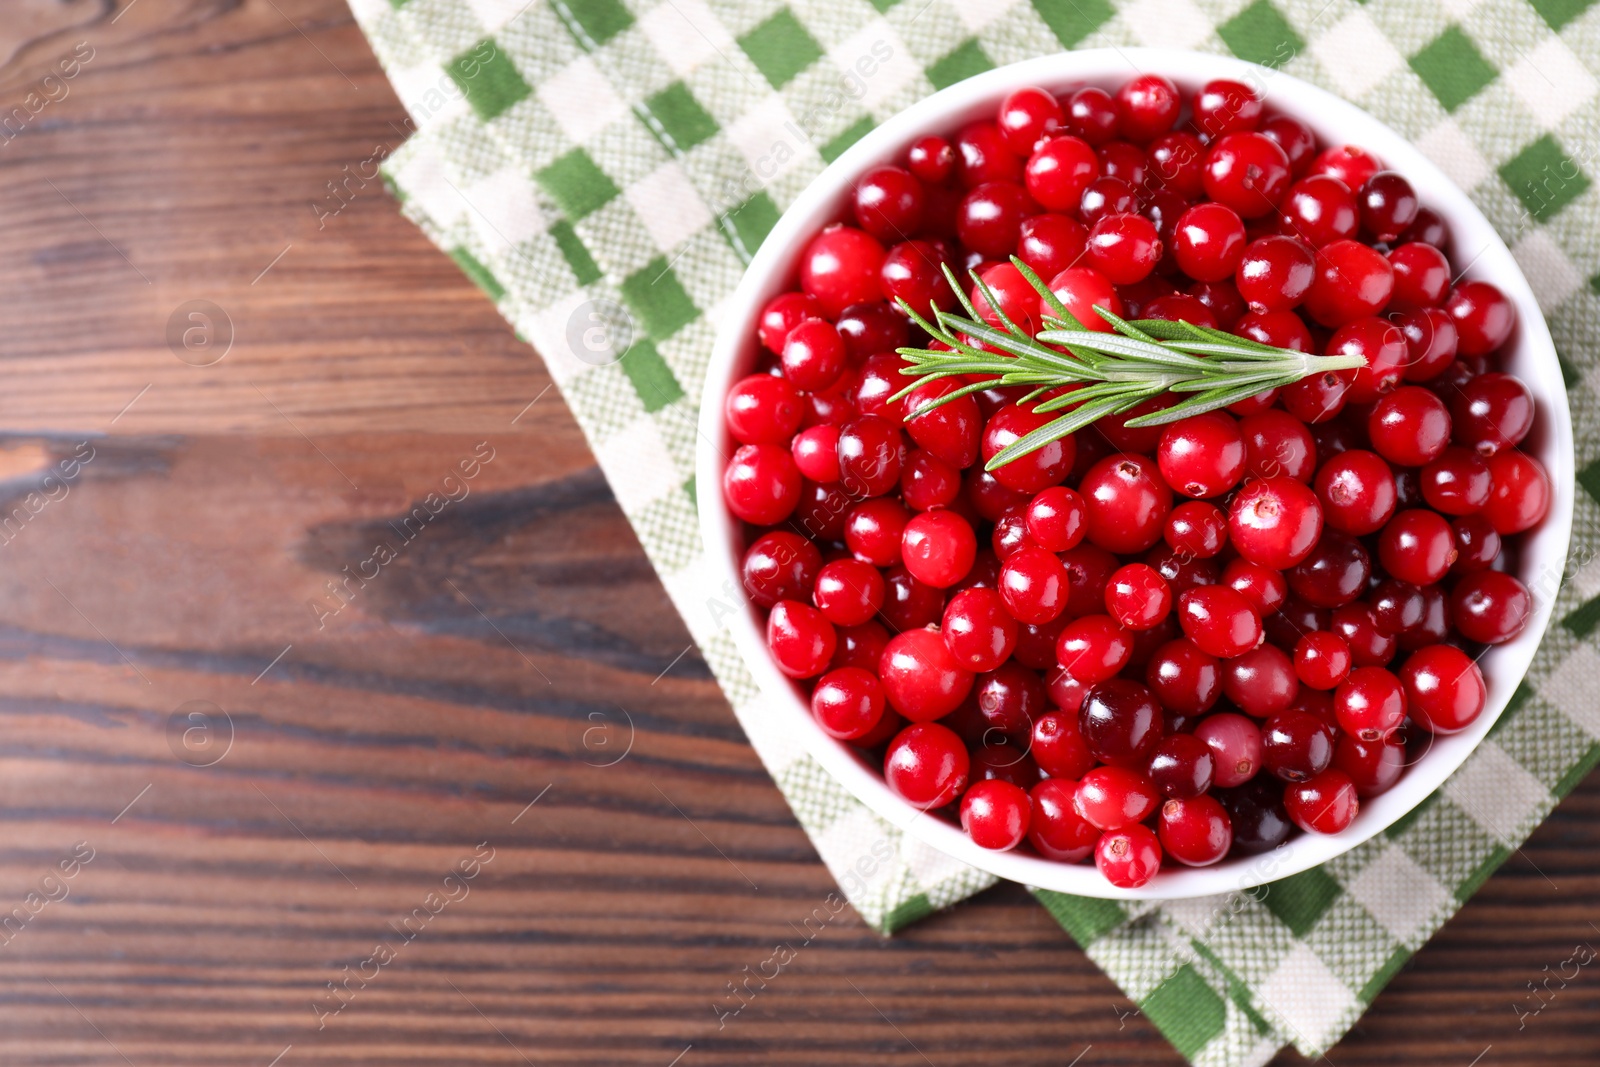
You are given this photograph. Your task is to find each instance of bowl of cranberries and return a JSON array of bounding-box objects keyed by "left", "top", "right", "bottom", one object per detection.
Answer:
[{"left": 696, "top": 48, "right": 1573, "bottom": 897}]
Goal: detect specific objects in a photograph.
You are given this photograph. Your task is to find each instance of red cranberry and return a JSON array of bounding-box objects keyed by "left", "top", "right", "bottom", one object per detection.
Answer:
[
  {"left": 1106, "top": 563, "right": 1173, "bottom": 631},
  {"left": 1195, "top": 78, "right": 1262, "bottom": 137},
  {"left": 1195, "top": 712, "right": 1263, "bottom": 788},
  {"left": 961, "top": 779, "right": 1031, "bottom": 850},
  {"left": 812, "top": 667, "right": 885, "bottom": 740},
  {"left": 1421, "top": 447, "right": 1492, "bottom": 515},
  {"left": 880, "top": 239, "right": 957, "bottom": 314},
  {"left": 1314, "top": 448, "right": 1396, "bottom": 535},
  {"left": 838, "top": 415, "right": 903, "bottom": 498},
  {"left": 845, "top": 497, "right": 910, "bottom": 567},
  {"left": 792, "top": 424, "right": 841, "bottom": 482},
  {"left": 1177, "top": 585, "right": 1263, "bottom": 658},
  {"left": 1330, "top": 316, "right": 1408, "bottom": 404},
  {"left": 1240, "top": 409, "right": 1316, "bottom": 481},
  {"left": 1025, "top": 486, "right": 1087, "bottom": 552},
  {"left": 1159, "top": 795, "right": 1233, "bottom": 867},
  {"left": 854, "top": 165, "right": 925, "bottom": 244},
  {"left": 1450, "top": 514, "right": 1501, "bottom": 574},
  {"left": 906, "top": 135, "right": 955, "bottom": 183},
  {"left": 884, "top": 722, "right": 969, "bottom": 808},
  {"left": 1115, "top": 74, "right": 1180, "bottom": 141},
  {"left": 813, "top": 558, "right": 884, "bottom": 626},
  {"left": 725, "top": 374, "right": 803, "bottom": 446},
  {"left": 901, "top": 510, "right": 977, "bottom": 589},
  {"left": 757, "top": 292, "right": 821, "bottom": 354},
  {"left": 1187, "top": 278, "right": 1248, "bottom": 330},
  {"left": 1217, "top": 644, "right": 1296, "bottom": 718},
  {"left": 1024, "top": 135, "right": 1099, "bottom": 212},
  {"left": 742, "top": 531, "right": 821, "bottom": 610},
  {"left": 1064, "top": 86, "right": 1118, "bottom": 145},
  {"left": 767, "top": 600, "right": 836, "bottom": 678},
  {"left": 1028, "top": 779, "right": 1098, "bottom": 861},
  {"left": 1147, "top": 131, "right": 1206, "bottom": 198},
  {"left": 832, "top": 620, "right": 889, "bottom": 673},
  {"left": 1371, "top": 575, "right": 1429, "bottom": 634},
  {"left": 724, "top": 444, "right": 801, "bottom": 525},
  {"left": 779, "top": 319, "right": 847, "bottom": 392},
  {"left": 942, "top": 588, "right": 1018, "bottom": 673},
  {"left": 1087, "top": 212, "right": 1162, "bottom": 284},
  {"left": 1017, "top": 213, "right": 1089, "bottom": 280},
  {"left": 1388, "top": 242, "right": 1449, "bottom": 310},
  {"left": 801, "top": 225, "right": 887, "bottom": 317},
  {"left": 1202, "top": 132, "right": 1291, "bottom": 218},
  {"left": 998, "top": 86, "right": 1064, "bottom": 155},
  {"left": 1079, "top": 175, "right": 1139, "bottom": 225},
  {"left": 1074, "top": 765, "right": 1159, "bottom": 831},
  {"left": 1295, "top": 631, "right": 1352, "bottom": 690},
  {"left": 1400, "top": 205, "right": 1449, "bottom": 249},
  {"left": 958, "top": 181, "right": 1031, "bottom": 259},
  {"left": 1310, "top": 144, "right": 1382, "bottom": 190},
  {"left": 1452, "top": 372, "right": 1534, "bottom": 456},
  {"left": 1096, "top": 824, "right": 1162, "bottom": 888},
  {"left": 1399, "top": 644, "right": 1487, "bottom": 734},
  {"left": 969, "top": 661, "right": 1048, "bottom": 745},
  {"left": 882, "top": 565, "right": 943, "bottom": 631},
  {"left": 954, "top": 120, "right": 1023, "bottom": 187},
  {"left": 1098, "top": 140, "right": 1150, "bottom": 186},
  {"left": 879, "top": 628, "right": 975, "bottom": 722},
  {"left": 1157, "top": 412, "right": 1246, "bottom": 498},
  {"left": 904, "top": 378, "right": 981, "bottom": 470},
  {"left": 1279, "top": 175, "right": 1359, "bottom": 247},
  {"left": 796, "top": 480, "right": 851, "bottom": 541},
  {"left": 1304, "top": 239, "right": 1393, "bottom": 327},
  {"left": 1260, "top": 114, "right": 1316, "bottom": 175},
  {"left": 1042, "top": 266, "right": 1123, "bottom": 333},
  {"left": 1147, "top": 733, "right": 1216, "bottom": 800},
  {"left": 982, "top": 401, "right": 1078, "bottom": 493},
  {"left": 1237, "top": 235, "right": 1316, "bottom": 312},
  {"left": 1378, "top": 509, "right": 1456, "bottom": 585},
  {"left": 1450, "top": 570, "right": 1532, "bottom": 645},
  {"left": 1285, "top": 769, "right": 1359, "bottom": 833},
  {"left": 1332, "top": 603, "right": 1397, "bottom": 668},
  {"left": 1230, "top": 475, "right": 1323, "bottom": 569},
  {"left": 1334, "top": 666, "right": 1406, "bottom": 741},
  {"left": 1334, "top": 734, "right": 1406, "bottom": 797},
  {"left": 1483, "top": 449, "right": 1550, "bottom": 535},
  {"left": 1368, "top": 384, "right": 1451, "bottom": 465},
  {"left": 1080, "top": 453, "right": 1173, "bottom": 554},
  {"left": 1444, "top": 280, "right": 1515, "bottom": 356},
  {"left": 1032, "top": 711, "right": 1097, "bottom": 780},
  {"left": 1223, "top": 558, "right": 1289, "bottom": 617},
  {"left": 1172, "top": 202, "right": 1246, "bottom": 282},
  {"left": 1165, "top": 500, "right": 1228, "bottom": 558},
  {"left": 1260, "top": 708, "right": 1334, "bottom": 782},
  {"left": 999, "top": 545, "right": 1070, "bottom": 625},
  {"left": 965, "top": 467, "right": 1030, "bottom": 522}
]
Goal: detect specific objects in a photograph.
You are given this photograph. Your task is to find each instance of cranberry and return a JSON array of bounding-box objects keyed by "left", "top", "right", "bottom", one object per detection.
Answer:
[
  {"left": 1281, "top": 364, "right": 1355, "bottom": 424},
  {"left": 1147, "top": 131, "right": 1206, "bottom": 198},
  {"left": 836, "top": 301, "right": 907, "bottom": 357},
  {"left": 1444, "top": 281, "right": 1515, "bottom": 356},
  {"left": 901, "top": 510, "right": 977, "bottom": 589},
  {"left": 1172, "top": 202, "right": 1247, "bottom": 282},
  {"left": 884, "top": 722, "right": 969, "bottom": 808},
  {"left": 999, "top": 545, "right": 1070, "bottom": 625},
  {"left": 1261, "top": 708, "right": 1334, "bottom": 782},
  {"left": 1195, "top": 712, "right": 1263, "bottom": 788},
  {"left": 767, "top": 600, "right": 836, "bottom": 678},
  {"left": 1334, "top": 734, "right": 1406, "bottom": 797},
  {"left": 1378, "top": 509, "right": 1456, "bottom": 585},
  {"left": 1080, "top": 453, "right": 1173, "bottom": 554},
  {"left": 742, "top": 532, "right": 822, "bottom": 610},
  {"left": 1147, "top": 733, "right": 1216, "bottom": 800},
  {"left": 1230, "top": 475, "right": 1323, "bottom": 568},
  {"left": 961, "top": 779, "right": 1031, "bottom": 850},
  {"left": 1451, "top": 570, "right": 1532, "bottom": 645},
  {"left": 1483, "top": 449, "right": 1550, "bottom": 535},
  {"left": 906, "top": 135, "right": 955, "bottom": 183},
  {"left": 1420, "top": 447, "right": 1491, "bottom": 515},
  {"left": 1079, "top": 175, "right": 1139, "bottom": 226},
  {"left": 1357, "top": 171, "right": 1417, "bottom": 242},
  {"left": 982, "top": 401, "right": 1078, "bottom": 493},
  {"left": 879, "top": 628, "right": 975, "bottom": 722},
  {"left": 881, "top": 565, "right": 942, "bottom": 630},
  {"left": 1105, "top": 563, "right": 1173, "bottom": 631},
  {"left": 1157, "top": 411, "right": 1246, "bottom": 498},
  {"left": 1391, "top": 306, "right": 1459, "bottom": 382},
  {"left": 853, "top": 165, "right": 925, "bottom": 244},
  {"left": 758, "top": 292, "right": 821, "bottom": 354},
  {"left": 1260, "top": 114, "right": 1316, "bottom": 175},
  {"left": 1178, "top": 585, "right": 1263, "bottom": 658},
  {"left": 1241, "top": 410, "right": 1316, "bottom": 481},
  {"left": 1187, "top": 277, "right": 1248, "bottom": 330},
  {"left": 880, "top": 239, "right": 957, "bottom": 313},
  {"left": 1028, "top": 779, "right": 1098, "bottom": 861},
  {"left": 1029, "top": 712, "right": 1094, "bottom": 780},
  {"left": 1095, "top": 824, "right": 1162, "bottom": 888},
  {"left": 998, "top": 86, "right": 1064, "bottom": 155},
  {"left": 845, "top": 497, "right": 910, "bottom": 567},
  {"left": 725, "top": 374, "right": 803, "bottom": 446},
  {"left": 1194, "top": 78, "right": 1262, "bottom": 137},
  {"left": 966, "top": 661, "right": 1047, "bottom": 745},
  {"left": 837, "top": 415, "right": 903, "bottom": 498},
  {"left": 1159, "top": 795, "right": 1233, "bottom": 867},
  {"left": 940, "top": 588, "right": 1018, "bottom": 673},
  {"left": 1058, "top": 615, "right": 1135, "bottom": 685},
  {"left": 958, "top": 181, "right": 1031, "bottom": 259},
  {"left": 1331, "top": 665, "right": 1404, "bottom": 741},
  {"left": 1286, "top": 529, "right": 1369, "bottom": 608},
  {"left": 1310, "top": 144, "right": 1382, "bottom": 190},
  {"left": 1018, "top": 213, "right": 1089, "bottom": 280},
  {"left": 1387, "top": 242, "right": 1449, "bottom": 310},
  {"left": 1304, "top": 239, "right": 1393, "bottom": 327},
  {"left": 813, "top": 558, "right": 884, "bottom": 626},
  {"left": 1165, "top": 500, "right": 1228, "bottom": 558},
  {"left": 1115, "top": 74, "right": 1180, "bottom": 141},
  {"left": 1064, "top": 86, "right": 1118, "bottom": 145},
  {"left": 1328, "top": 317, "right": 1407, "bottom": 404},
  {"left": 1074, "top": 765, "right": 1159, "bottom": 831},
  {"left": 1398, "top": 583, "right": 1451, "bottom": 652},
  {"left": 970, "top": 741, "right": 1041, "bottom": 790},
  {"left": 1400, "top": 644, "right": 1487, "bottom": 734},
  {"left": 1025, "top": 485, "right": 1087, "bottom": 552},
  {"left": 796, "top": 480, "right": 851, "bottom": 541},
  {"left": 955, "top": 120, "right": 1023, "bottom": 187},
  {"left": 1146, "top": 637, "right": 1223, "bottom": 716},
  {"left": 791, "top": 425, "right": 840, "bottom": 483},
  {"left": 1368, "top": 386, "right": 1452, "bottom": 467},
  {"left": 1450, "top": 514, "right": 1501, "bottom": 574},
  {"left": 724, "top": 444, "right": 801, "bottom": 525},
  {"left": 777, "top": 319, "right": 845, "bottom": 393},
  {"left": 1024, "top": 135, "right": 1100, "bottom": 212},
  {"left": 1314, "top": 449, "right": 1396, "bottom": 535},
  {"left": 1279, "top": 175, "right": 1359, "bottom": 248},
  {"left": 1202, "top": 132, "right": 1291, "bottom": 218},
  {"left": 832, "top": 620, "right": 889, "bottom": 672},
  {"left": 1285, "top": 768, "right": 1359, "bottom": 833},
  {"left": 1401, "top": 205, "right": 1449, "bottom": 249},
  {"left": 812, "top": 667, "right": 885, "bottom": 740},
  {"left": 1332, "top": 603, "right": 1397, "bottom": 668},
  {"left": 1087, "top": 212, "right": 1162, "bottom": 284},
  {"left": 1452, "top": 372, "right": 1534, "bottom": 456},
  {"left": 1098, "top": 140, "right": 1149, "bottom": 186},
  {"left": 1295, "top": 631, "right": 1352, "bottom": 689},
  {"left": 1236, "top": 235, "right": 1315, "bottom": 312},
  {"left": 1213, "top": 786, "right": 1289, "bottom": 861},
  {"left": 801, "top": 225, "right": 887, "bottom": 317},
  {"left": 1223, "top": 558, "right": 1289, "bottom": 617},
  {"left": 965, "top": 467, "right": 1030, "bottom": 522}
]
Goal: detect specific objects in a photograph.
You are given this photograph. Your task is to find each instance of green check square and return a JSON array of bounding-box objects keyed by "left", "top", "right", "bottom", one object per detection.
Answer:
[
  {"left": 563, "top": 0, "right": 634, "bottom": 46},
  {"left": 550, "top": 220, "right": 602, "bottom": 286},
  {"left": 619, "top": 339, "right": 685, "bottom": 412},
  {"left": 537, "top": 149, "right": 620, "bottom": 220},
  {"left": 446, "top": 39, "right": 531, "bottom": 122},
  {"left": 1501, "top": 134, "right": 1592, "bottom": 222},
  {"left": 1410, "top": 26, "right": 1497, "bottom": 112},
  {"left": 1032, "top": 0, "right": 1115, "bottom": 47},
  {"left": 727, "top": 191, "right": 781, "bottom": 253},
  {"left": 822, "top": 116, "right": 875, "bottom": 162},
  {"left": 449, "top": 246, "right": 505, "bottom": 302},
  {"left": 928, "top": 39, "right": 994, "bottom": 91},
  {"left": 1032, "top": 890, "right": 1125, "bottom": 945},
  {"left": 621, "top": 257, "right": 699, "bottom": 338},
  {"left": 1562, "top": 593, "right": 1600, "bottom": 637},
  {"left": 646, "top": 82, "right": 719, "bottom": 153},
  {"left": 1262, "top": 867, "right": 1341, "bottom": 937},
  {"left": 1529, "top": 0, "right": 1594, "bottom": 30},
  {"left": 740, "top": 10, "right": 824, "bottom": 90},
  {"left": 866, "top": 0, "right": 902, "bottom": 9},
  {"left": 1140, "top": 965, "right": 1227, "bottom": 1059},
  {"left": 1219, "top": 0, "right": 1304, "bottom": 69}
]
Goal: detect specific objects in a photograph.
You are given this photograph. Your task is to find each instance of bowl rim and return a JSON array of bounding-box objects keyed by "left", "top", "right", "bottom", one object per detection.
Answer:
[{"left": 694, "top": 47, "right": 1576, "bottom": 900}]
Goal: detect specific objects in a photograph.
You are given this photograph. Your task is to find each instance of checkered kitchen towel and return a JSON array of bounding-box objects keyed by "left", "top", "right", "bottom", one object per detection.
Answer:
[{"left": 347, "top": 0, "right": 1600, "bottom": 1060}]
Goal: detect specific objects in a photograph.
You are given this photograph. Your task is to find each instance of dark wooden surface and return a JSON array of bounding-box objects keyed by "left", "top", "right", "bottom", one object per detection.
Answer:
[{"left": 0, "top": 2, "right": 1594, "bottom": 1064}]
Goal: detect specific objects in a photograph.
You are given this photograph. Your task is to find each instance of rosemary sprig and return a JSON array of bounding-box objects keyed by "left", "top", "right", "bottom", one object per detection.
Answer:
[{"left": 892, "top": 259, "right": 1367, "bottom": 473}]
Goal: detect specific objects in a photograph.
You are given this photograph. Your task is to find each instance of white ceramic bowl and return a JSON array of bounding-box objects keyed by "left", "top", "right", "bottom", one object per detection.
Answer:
[{"left": 696, "top": 48, "right": 1575, "bottom": 899}]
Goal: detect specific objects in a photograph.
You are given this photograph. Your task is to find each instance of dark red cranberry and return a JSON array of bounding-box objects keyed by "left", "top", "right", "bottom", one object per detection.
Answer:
[
  {"left": 1146, "top": 638, "right": 1222, "bottom": 717},
  {"left": 1260, "top": 114, "right": 1316, "bottom": 175},
  {"left": 1222, "top": 643, "right": 1299, "bottom": 717},
  {"left": 1452, "top": 372, "right": 1534, "bottom": 456},
  {"left": 1078, "top": 678, "right": 1164, "bottom": 769},
  {"left": 880, "top": 564, "right": 943, "bottom": 631},
  {"left": 1285, "top": 769, "right": 1359, "bottom": 833},
  {"left": 1450, "top": 570, "right": 1532, "bottom": 645},
  {"left": 1358, "top": 171, "right": 1418, "bottom": 242},
  {"left": 1216, "top": 778, "right": 1292, "bottom": 853},
  {"left": 1261, "top": 708, "right": 1335, "bottom": 782},
  {"left": 1148, "top": 733, "right": 1216, "bottom": 800},
  {"left": 1288, "top": 531, "right": 1370, "bottom": 608}
]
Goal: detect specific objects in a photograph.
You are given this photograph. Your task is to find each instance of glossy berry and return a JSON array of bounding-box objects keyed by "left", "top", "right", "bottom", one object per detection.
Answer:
[
  {"left": 1378, "top": 509, "right": 1456, "bottom": 585},
  {"left": 1025, "top": 486, "right": 1087, "bottom": 552},
  {"left": 982, "top": 402, "right": 1077, "bottom": 493},
  {"left": 757, "top": 292, "right": 820, "bottom": 354},
  {"left": 960, "top": 779, "right": 1031, "bottom": 850},
  {"left": 1450, "top": 570, "right": 1532, "bottom": 645},
  {"left": 1236, "top": 235, "right": 1315, "bottom": 312},
  {"left": 1287, "top": 529, "right": 1371, "bottom": 608},
  {"left": 1260, "top": 114, "right": 1316, "bottom": 174},
  {"left": 1106, "top": 563, "right": 1173, "bottom": 631},
  {"left": 1096, "top": 824, "right": 1163, "bottom": 888},
  {"left": 901, "top": 509, "right": 977, "bottom": 588},
  {"left": 811, "top": 667, "right": 885, "bottom": 740},
  {"left": 879, "top": 628, "right": 975, "bottom": 722},
  {"left": 1444, "top": 281, "right": 1515, "bottom": 357},
  {"left": 954, "top": 121, "right": 1023, "bottom": 187},
  {"left": 1165, "top": 501, "right": 1228, "bottom": 558},
  {"left": 1284, "top": 769, "right": 1359, "bottom": 833},
  {"left": 1058, "top": 616, "right": 1135, "bottom": 685},
  {"left": 1452, "top": 373, "right": 1534, "bottom": 456},
  {"left": 957, "top": 181, "right": 1031, "bottom": 259},
  {"left": 1399, "top": 644, "right": 1487, "bottom": 734},
  {"left": 1078, "top": 677, "right": 1163, "bottom": 770},
  {"left": 1080, "top": 454, "right": 1173, "bottom": 554},
  {"left": 1115, "top": 74, "right": 1180, "bottom": 141},
  {"left": 1420, "top": 447, "right": 1492, "bottom": 515},
  {"left": 837, "top": 415, "right": 903, "bottom": 498},
  {"left": 726, "top": 374, "right": 803, "bottom": 445},
  {"left": 1043, "top": 266, "right": 1123, "bottom": 333},
  {"left": 1222, "top": 644, "right": 1298, "bottom": 717},
  {"left": 903, "top": 378, "right": 982, "bottom": 469},
  {"left": 1230, "top": 475, "right": 1324, "bottom": 569},
  {"left": 1157, "top": 412, "right": 1246, "bottom": 499},
  {"left": 725, "top": 444, "right": 801, "bottom": 525},
  {"left": 780, "top": 319, "right": 847, "bottom": 392},
  {"left": 1304, "top": 239, "right": 1393, "bottom": 327},
  {"left": 1310, "top": 144, "right": 1382, "bottom": 190},
  {"left": 1357, "top": 171, "right": 1418, "bottom": 242},
  {"left": 767, "top": 601, "right": 837, "bottom": 679},
  {"left": 1223, "top": 559, "right": 1289, "bottom": 618},
  {"left": 845, "top": 497, "right": 910, "bottom": 567},
  {"left": 1074, "top": 765, "right": 1160, "bottom": 831},
  {"left": 1178, "top": 585, "right": 1263, "bottom": 659},
  {"left": 1159, "top": 795, "right": 1233, "bottom": 867},
  {"left": 1147, "top": 733, "right": 1216, "bottom": 800},
  {"left": 1483, "top": 450, "right": 1550, "bottom": 535},
  {"left": 999, "top": 546, "right": 1071, "bottom": 625},
  {"left": 854, "top": 165, "right": 924, "bottom": 243},
  {"left": 1195, "top": 79, "right": 1262, "bottom": 137},
  {"left": 1368, "top": 386, "right": 1451, "bottom": 466},
  {"left": 813, "top": 558, "right": 885, "bottom": 627},
  {"left": 1334, "top": 734, "right": 1406, "bottom": 798},
  {"left": 942, "top": 588, "right": 1018, "bottom": 673},
  {"left": 884, "top": 722, "right": 969, "bottom": 808},
  {"left": 1217, "top": 779, "right": 1293, "bottom": 853},
  {"left": 1203, "top": 132, "right": 1291, "bottom": 218},
  {"left": 1279, "top": 175, "right": 1359, "bottom": 248},
  {"left": 1173, "top": 203, "right": 1247, "bottom": 282},
  {"left": 801, "top": 225, "right": 886, "bottom": 317},
  {"left": 1388, "top": 242, "right": 1450, "bottom": 310},
  {"left": 742, "top": 532, "right": 821, "bottom": 610},
  {"left": 998, "top": 86, "right": 1064, "bottom": 154},
  {"left": 906, "top": 135, "right": 955, "bottom": 183},
  {"left": 1241, "top": 410, "right": 1316, "bottom": 482},
  {"left": 1018, "top": 213, "right": 1089, "bottom": 280},
  {"left": 1334, "top": 666, "right": 1406, "bottom": 740},
  {"left": 1087, "top": 212, "right": 1162, "bottom": 284},
  {"left": 1295, "top": 631, "right": 1352, "bottom": 690},
  {"left": 1314, "top": 449, "right": 1396, "bottom": 535},
  {"left": 1260, "top": 709, "right": 1335, "bottom": 782},
  {"left": 1195, "top": 712, "right": 1263, "bottom": 789},
  {"left": 1146, "top": 638, "right": 1223, "bottom": 717},
  {"left": 1027, "top": 779, "right": 1098, "bottom": 861},
  {"left": 1024, "top": 135, "right": 1100, "bottom": 212}
]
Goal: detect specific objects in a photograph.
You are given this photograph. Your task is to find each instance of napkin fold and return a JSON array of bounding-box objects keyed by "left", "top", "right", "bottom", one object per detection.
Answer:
[{"left": 347, "top": 0, "right": 1600, "bottom": 1061}]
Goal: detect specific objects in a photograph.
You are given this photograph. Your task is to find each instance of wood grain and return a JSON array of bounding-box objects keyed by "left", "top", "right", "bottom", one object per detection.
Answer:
[{"left": 0, "top": 2, "right": 1593, "bottom": 1064}]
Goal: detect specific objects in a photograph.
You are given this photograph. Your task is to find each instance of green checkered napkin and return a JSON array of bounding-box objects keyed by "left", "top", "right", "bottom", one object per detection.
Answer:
[{"left": 347, "top": 0, "right": 1600, "bottom": 1060}]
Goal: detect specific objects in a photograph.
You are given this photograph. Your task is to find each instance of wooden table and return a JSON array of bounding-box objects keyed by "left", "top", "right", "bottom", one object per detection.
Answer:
[{"left": 0, "top": 2, "right": 1594, "bottom": 1064}]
